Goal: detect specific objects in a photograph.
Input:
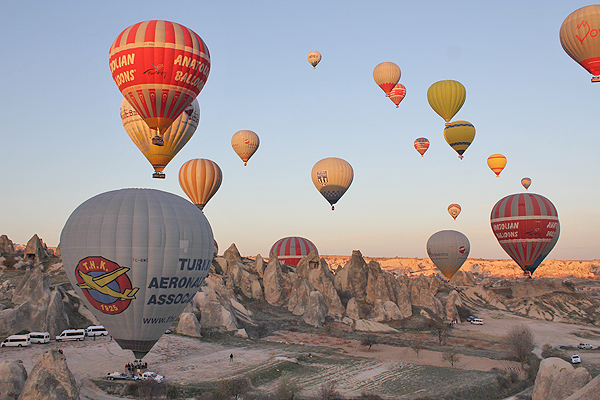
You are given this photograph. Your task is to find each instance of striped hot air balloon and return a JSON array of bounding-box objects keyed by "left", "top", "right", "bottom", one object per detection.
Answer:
[
  {"left": 373, "top": 62, "right": 401, "bottom": 96},
  {"left": 414, "top": 138, "right": 430, "bottom": 156},
  {"left": 270, "top": 236, "right": 318, "bottom": 266},
  {"left": 109, "top": 21, "right": 210, "bottom": 137},
  {"left": 521, "top": 177, "right": 532, "bottom": 190},
  {"left": 427, "top": 80, "right": 466, "bottom": 125},
  {"left": 487, "top": 154, "right": 507, "bottom": 177},
  {"left": 389, "top": 83, "right": 406, "bottom": 107},
  {"left": 427, "top": 230, "right": 470, "bottom": 281},
  {"left": 444, "top": 120, "right": 475, "bottom": 159},
  {"left": 178, "top": 159, "right": 222, "bottom": 210},
  {"left": 311, "top": 157, "right": 354, "bottom": 210},
  {"left": 490, "top": 193, "right": 559, "bottom": 276},
  {"left": 231, "top": 130, "right": 260, "bottom": 166}
]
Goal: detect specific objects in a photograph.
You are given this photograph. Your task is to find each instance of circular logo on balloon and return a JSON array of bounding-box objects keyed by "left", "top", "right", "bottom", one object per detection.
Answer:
[{"left": 75, "top": 256, "right": 139, "bottom": 315}]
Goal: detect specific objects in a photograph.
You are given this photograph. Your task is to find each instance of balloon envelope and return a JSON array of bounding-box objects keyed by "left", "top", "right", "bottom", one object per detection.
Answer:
[
  {"left": 307, "top": 51, "right": 322, "bottom": 68},
  {"left": 311, "top": 157, "right": 353, "bottom": 210},
  {"left": 487, "top": 154, "right": 507, "bottom": 177},
  {"left": 560, "top": 5, "right": 600, "bottom": 81},
  {"left": 490, "top": 193, "right": 559, "bottom": 275},
  {"left": 60, "top": 188, "right": 214, "bottom": 359},
  {"left": 373, "top": 62, "right": 401, "bottom": 95},
  {"left": 270, "top": 236, "right": 318, "bottom": 266},
  {"left": 389, "top": 83, "right": 406, "bottom": 107},
  {"left": 414, "top": 138, "right": 430, "bottom": 156},
  {"left": 427, "top": 80, "right": 466, "bottom": 123},
  {"left": 427, "top": 230, "right": 470, "bottom": 280},
  {"left": 521, "top": 177, "right": 532, "bottom": 190},
  {"left": 109, "top": 20, "right": 210, "bottom": 134},
  {"left": 444, "top": 120, "right": 475, "bottom": 159},
  {"left": 121, "top": 98, "right": 199, "bottom": 178},
  {"left": 178, "top": 158, "right": 222, "bottom": 210},
  {"left": 448, "top": 204, "right": 461, "bottom": 220},
  {"left": 231, "top": 130, "right": 260, "bottom": 166}
]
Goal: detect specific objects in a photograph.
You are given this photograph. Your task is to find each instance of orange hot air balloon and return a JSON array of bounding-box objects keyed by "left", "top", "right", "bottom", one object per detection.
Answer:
[
  {"left": 373, "top": 62, "right": 401, "bottom": 96},
  {"left": 307, "top": 51, "right": 322, "bottom": 68},
  {"left": 448, "top": 204, "right": 461, "bottom": 220},
  {"left": 560, "top": 5, "right": 600, "bottom": 82},
  {"left": 389, "top": 84, "right": 406, "bottom": 107},
  {"left": 487, "top": 154, "right": 507, "bottom": 177},
  {"left": 521, "top": 177, "right": 532, "bottom": 190},
  {"left": 109, "top": 20, "right": 211, "bottom": 141},
  {"left": 231, "top": 130, "right": 260, "bottom": 166},
  {"left": 414, "top": 138, "right": 430, "bottom": 156},
  {"left": 178, "top": 159, "right": 223, "bottom": 210}
]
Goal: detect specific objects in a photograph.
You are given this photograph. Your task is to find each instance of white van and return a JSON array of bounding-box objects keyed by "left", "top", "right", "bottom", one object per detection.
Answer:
[
  {"left": 55, "top": 329, "right": 86, "bottom": 342},
  {"left": 471, "top": 318, "right": 484, "bottom": 325},
  {"left": 86, "top": 325, "right": 109, "bottom": 337},
  {"left": 1, "top": 334, "right": 31, "bottom": 347},
  {"left": 29, "top": 332, "right": 50, "bottom": 344}
]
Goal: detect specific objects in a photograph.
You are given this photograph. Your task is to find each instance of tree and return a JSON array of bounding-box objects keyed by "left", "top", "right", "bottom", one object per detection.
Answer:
[
  {"left": 432, "top": 321, "right": 452, "bottom": 346},
  {"left": 442, "top": 347, "right": 461, "bottom": 368},
  {"left": 410, "top": 343, "right": 424, "bottom": 358},
  {"left": 275, "top": 372, "right": 302, "bottom": 400},
  {"left": 504, "top": 324, "right": 536, "bottom": 367},
  {"left": 316, "top": 381, "right": 343, "bottom": 400},
  {"left": 361, "top": 334, "right": 378, "bottom": 350},
  {"left": 213, "top": 377, "right": 250, "bottom": 400}
]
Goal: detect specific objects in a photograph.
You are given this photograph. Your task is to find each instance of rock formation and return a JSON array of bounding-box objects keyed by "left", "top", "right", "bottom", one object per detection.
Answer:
[
  {"left": 175, "top": 312, "right": 202, "bottom": 337},
  {"left": 532, "top": 357, "right": 591, "bottom": 400},
  {"left": 262, "top": 253, "right": 291, "bottom": 307},
  {"left": 565, "top": 373, "right": 600, "bottom": 399},
  {"left": 18, "top": 350, "right": 79, "bottom": 400},
  {"left": 23, "top": 235, "right": 49, "bottom": 262},
  {"left": 0, "top": 360, "right": 27, "bottom": 400},
  {"left": 0, "top": 235, "right": 15, "bottom": 256}
]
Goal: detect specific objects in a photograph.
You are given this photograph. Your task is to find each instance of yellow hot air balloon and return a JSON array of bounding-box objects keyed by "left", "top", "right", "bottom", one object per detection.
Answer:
[
  {"left": 373, "top": 62, "right": 401, "bottom": 96},
  {"left": 448, "top": 204, "right": 461, "bottom": 220},
  {"left": 560, "top": 5, "right": 600, "bottom": 82},
  {"left": 121, "top": 98, "right": 200, "bottom": 179},
  {"left": 231, "top": 130, "right": 260, "bottom": 166},
  {"left": 311, "top": 157, "right": 353, "bottom": 210},
  {"left": 444, "top": 120, "right": 475, "bottom": 159},
  {"left": 179, "top": 159, "right": 223, "bottom": 210},
  {"left": 521, "top": 177, "right": 532, "bottom": 190},
  {"left": 427, "top": 80, "right": 466, "bottom": 125},
  {"left": 307, "top": 51, "right": 322, "bottom": 68},
  {"left": 487, "top": 154, "right": 507, "bottom": 177}
]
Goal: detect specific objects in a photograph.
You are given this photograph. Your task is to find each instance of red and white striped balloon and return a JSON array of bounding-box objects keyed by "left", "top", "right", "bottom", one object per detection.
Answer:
[{"left": 270, "top": 237, "right": 318, "bottom": 266}]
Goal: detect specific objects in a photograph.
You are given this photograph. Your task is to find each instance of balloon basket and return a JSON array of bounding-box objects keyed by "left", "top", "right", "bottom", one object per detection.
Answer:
[
  {"left": 152, "top": 136, "right": 165, "bottom": 146},
  {"left": 152, "top": 172, "right": 166, "bottom": 179},
  {"left": 592, "top": 76, "right": 600, "bottom": 83}
]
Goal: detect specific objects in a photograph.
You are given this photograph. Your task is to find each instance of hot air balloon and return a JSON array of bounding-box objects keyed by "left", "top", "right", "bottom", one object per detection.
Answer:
[
  {"left": 444, "top": 120, "right": 475, "bottom": 159},
  {"left": 270, "top": 236, "right": 318, "bottom": 266},
  {"left": 521, "top": 177, "right": 532, "bottom": 190},
  {"left": 490, "top": 193, "right": 559, "bottom": 276},
  {"left": 121, "top": 98, "right": 199, "bottom": 178},
  {"left": 427, "top": 80, "right": 466, "bottom": 125},
  {"left": 311, "top": 157, "right": 353, "bottom": 210},
  {"left": 60, "top": 188, "right": 214, "bottom": 359},
  {"left": 389, "top": 83, "right": 406, "bottom": 107},
  {"left": 109, "top": 20, "right": 210, "bottom": 144},
  {"left": 560, "top": 5, "right": 600, "bottom": 82},
  {"left": 178, "top": 158, "right": 222, "bottom": 210},
  {"left": 414, "top": 138, "right": 430, "bottom": 157},
  {"left": 231, "top": 130, "right": 260, "bottom": 166},
  {"left": 307, "top": 51, "right": 321, "bottom": 68},
  {"left": 448, "top": 204, "right": 461, "bottom": 220},
  {"left": 373, "top": 62, "right": 401, "bottom": 96},
  {"left": 427, "top": 230, "right": 470, "bottom": 281},
  {"left": 487, "top": 154, "right": 507, "bottom": 177}
]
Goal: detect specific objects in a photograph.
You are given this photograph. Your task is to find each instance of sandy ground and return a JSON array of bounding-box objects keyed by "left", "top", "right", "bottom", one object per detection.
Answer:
[{"left": 2, "top": 310, "right": 599, "bottom": 399}]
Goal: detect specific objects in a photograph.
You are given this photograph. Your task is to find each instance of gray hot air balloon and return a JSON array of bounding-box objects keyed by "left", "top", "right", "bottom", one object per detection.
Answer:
[
  {"left": 427, "top": 230, "right": 470, "bottom": 280},
  {"left": 60, "top": 188, "right": 213, "bottom": 359}
]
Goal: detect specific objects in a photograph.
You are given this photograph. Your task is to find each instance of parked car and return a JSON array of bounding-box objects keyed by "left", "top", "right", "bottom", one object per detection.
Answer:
[
  {"left": 470, "top": 318, "right": 484, "bottom": 325},
  {"left": 572, "top": 354, "right": 581, "bottom": 364},
  {"left": 466, "top": 316, "right": 475, "bottom": 322},
  {"left": 29, "top": 332, "right": 50, "bottom": 344},
  {"left": 86, "top": 326, "right": 109, "bottom": 337},
  {"left": 56, "top": 329, "right": 86, "bottom": 342},
  {"left": 134, "top": 371, "right": 163, "bottom": 383},
  {"left": 1, "top": 334, "right": 31, "bottom": 347},
  {"left": 556, "top": 345, "right": 567, "bottom": 349},
  {"left": 578, "top": 343, "right": 593, "bottom": 349},
  {"left": 106, "top": 372, "right": 129, "bottom": 380}
]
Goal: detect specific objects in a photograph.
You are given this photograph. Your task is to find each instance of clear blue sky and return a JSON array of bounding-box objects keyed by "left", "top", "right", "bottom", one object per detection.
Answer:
[{"left": 1, "top": 1, "right": 599, "bottom": 261}]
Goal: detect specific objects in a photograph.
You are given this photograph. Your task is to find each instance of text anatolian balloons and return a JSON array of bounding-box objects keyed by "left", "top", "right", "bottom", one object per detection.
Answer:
[
  {"left": 311, "top": 157, "right": 353, "bottom": 210},
  {"left": 560, "top": 5, "right": 600, "bottom": 82},
  {"left": 427, "top": 80, "right": 466, "bottom": 125},
  {"left": 60, "top": 189, "right": 214, "bottom": 359},
  {"left": 427, "top": 230, "right": 470, "bottom": 281},
  {"left": 270, "top": 236, "right": 318, "bottom": 266},
  {"left": 179, "top": 159, "right": 223, "bottom": 210},
  {"left": 448, "top": 204, "right": 461, "bottom": 220},
  {"left": 373, "top": 62, "right": 401, "bottom": 96},
  {"left": 444, "top": 120, "right": 475, "bottom": 159},
  {"left": 109, "top": 21, "right": 210, "bottom": 136},
  {"left": 487, "top": 154, "right": 507, "bottom": 177},
  {"left": 231, "top": 130, "right": 260, "bottom": 166},
  {"left": 121, "top": 98, "right": 199, "bottom": 178},
  {"left": 414, "top": 138, "right": 430, "bottom": 156},
  {"left": 490, "top": 193, "right": 559, "bottom": 276},
  {"left": 307, "top": 51, "right": 322, "bottom": 68}
]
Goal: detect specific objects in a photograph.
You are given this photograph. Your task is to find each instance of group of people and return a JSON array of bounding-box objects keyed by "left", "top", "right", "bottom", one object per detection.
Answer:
[{"left": 125, "top": 360, "right": 147, "bottom": 375}]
